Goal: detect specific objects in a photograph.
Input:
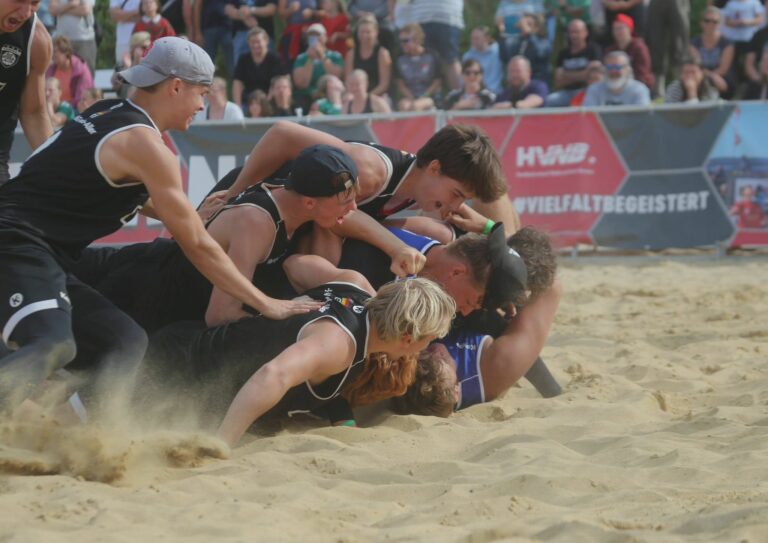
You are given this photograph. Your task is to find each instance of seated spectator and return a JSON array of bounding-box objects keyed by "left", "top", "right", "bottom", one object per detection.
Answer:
[
  {"left": 196, "top": 76, "right": 246, "bottom": 121},
  {"left": 444, "top": 59, "right": 497, "bottom": 110},
  {"left": 246, "top": 89, "right": 274, "bottom": 117},
  {"left": 501, "top": 13, "right": 551, "bottom": 83},
  {"left": 344, "top": 15, "right": 392, "bottom": 96},
  {"left": 321, "top": 0, "right": 351, "bottom": 57},
  {"left": 348, "top": 0, "right": 395, "bottom": 51},
  {"left": 605, "top": 14, "right": 654, "bottom": 92},
  {"left": 46, "top": 36, "right": 94, "bottom": 108},
  {"left": 583, "top": 50, "right": 650, "bottom": 105},
  {"left": 602, "top": 0, "right": 645, "bottom": 44},
  {"left": 292, "top": 22, "right": 345, "bottom": 111},
  {"left": 268, "top": 74, "right": 300, "bottom": 116},
  {"left": 463, "top": 25, "right": 503, "bottom": 94},
  {"left": 77, "top": 87, "right": 103, "bottom": 112},
  {"left": 545, "top": 18, "right": 602, "bottom": 106},
  {"left": 228, "top": 0, "right": 277, "bottom": 68},
  {"left": 343, "top": 69, "right": 391, "bottom": 113},
  {"left": 665, "top": 57, "right": 720, "bottom": 104},
  {"left": 133, "top": 0, "right": 176, "bottom": 43},
  {"left": 395, "top": 23, "right": 441, "bottom": 111},
  {"left": 570, "top": 62, "right": 606, "bottom": 105},
  {"left": 45, "top": 78, "right": 76, "bottom": 130},
  {"left": 744, "top": 45, "right": 768, "bottom": 99},
  {"left": 721, "top": 0, "right": 763, "bottom": 78},
  {"left": 278, "top": 0, "right": 319, "bottom": 64},
  {"left": 492, "top": 55, "right": 548, "bottom": 109},
  {"left": 742, "top": 4, "right": 768, "bottom": 91},
  {"left": 691, "top": 7, "right": 735, "bottom": 98},
  {"left": 111, "top": 31, "right": 152, "bottom": 99},
  {"left": 309, "top": 73, "right": 345, "bottom": 115},
  {"left": 233, "top": 27, "right": 287, "bottom": 107},
  {"left": 730, "top": 185, "right": 767, "bottom": 228}
]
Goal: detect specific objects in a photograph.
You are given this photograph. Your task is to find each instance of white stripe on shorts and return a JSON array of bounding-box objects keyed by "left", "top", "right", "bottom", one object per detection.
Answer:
[{"left": 2, "top": 299, "right": 60, "bottom": 345}]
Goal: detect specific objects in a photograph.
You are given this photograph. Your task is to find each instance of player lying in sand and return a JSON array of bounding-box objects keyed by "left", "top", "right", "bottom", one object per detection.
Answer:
[
  {"left": 205, "top": 122, "right": 519, "bottom": 269},
  {"left": 137, "top": 265, "right": 455, "bottom": 448}
]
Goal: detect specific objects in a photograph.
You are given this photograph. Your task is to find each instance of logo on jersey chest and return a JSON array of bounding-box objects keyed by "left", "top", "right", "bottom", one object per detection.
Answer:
[
  {"left": 9, "top": 293, "right": 23, "bottom": 308},
  {"left": 1, "top": 45, "right": 22, "bottom": 69}
]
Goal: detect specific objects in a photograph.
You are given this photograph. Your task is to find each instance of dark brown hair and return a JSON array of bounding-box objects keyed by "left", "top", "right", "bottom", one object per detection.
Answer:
[
  {"left": 507, "top": 226, "right": 557, "bottom": 304},
  {"left": 416, "top": 124, "right": 507, "bottom": 202},
  {"left": 391, "top": 350, "right": 455, "bottom": 417}
]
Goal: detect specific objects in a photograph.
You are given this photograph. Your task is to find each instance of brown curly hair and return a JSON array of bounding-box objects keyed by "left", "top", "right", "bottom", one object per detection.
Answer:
[
  {"left": 342, "top": 352, "right": 417, "bottom": 407},
  {"left": 507, "top": 226, "right": 557, "bottom": 304},
  {"left": 390, "top": 349, "right": 456, "bottom": 418}
]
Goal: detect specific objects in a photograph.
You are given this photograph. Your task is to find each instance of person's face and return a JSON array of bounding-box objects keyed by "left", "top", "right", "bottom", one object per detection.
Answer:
[
  {"left": 741, "top": 186, "right": 755, "bottom": 201},
  {"left": 248, "top": 33, "right": 267, "bottom": 58},
  {"left": 171, "top": 81, "right": 209, "bottom": 130},
  {"left": 273, "top": 78, "right": 292, "bottom": 101},
  {"left": 470, "top": 29, "right": 487, "bottom": 51},
  {"left": 568, "top": 21, "right": 587, "bottom": 44},
  {"left": 462, "top": 63, "right": 483, "bottom": 86},
  {"left": 508, "top": 59, "right": 529, "bottom": 87},
  {"left": 248, "top": 100, "right": 262, "bottom": 117},
  {"left": 346, "top": 73, "right": 365, "bottom": 94},
  {"left": 399, "top": 32, "right": 417, "bottom": 54},
  {"left": 308, "top": 30, "right": 326, "bottom": 47},
  {"left": 357, "top": 22, "right": 377, "bottom": 46},
  {"left": 45, "top": 79, "right": 60, "bottom": 103},
  {"left": 681, "top": 63, "right": 702, "bottom": 84},
  {"left": 132, "top": 39, "right": 151, "bottom": 61},
  {"left": 518, "top": 15, "right": 533, "bottom": 34},
  {"left": 700, "top": 13, "right": 720, "bottom": 32},
  {"left": 439, "top": 268, "right": 484, "bottom": 316},
  {"left": 415, "top": 162, "right": 472, "bottom": 218},
  {"left": 308, "top": 190, "right": 358, "bottom": 228},
  {"left": 141, "top": 0, "right": 158, "bottom": 16},
  {"left": 53, "top": 47, "right": 68, "bottom": 68},
  {"left": 612, "top": 22, "right": 631, "bottom": 44},
  {"left": 605, "top": 57, "right": 629, "bottom": 81},
  {"left": 0, "top": 0, "right": 39, "bottom": 33},
  {"left": 326, "top": 76, "right": 344, "bottom": 96}
]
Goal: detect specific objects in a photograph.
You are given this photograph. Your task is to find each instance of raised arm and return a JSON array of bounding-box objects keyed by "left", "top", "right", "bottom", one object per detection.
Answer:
[
  {"left": 217, "top": 321, "right": 355, "bottom": 446},
  {"left": 19, "top": 22, "right": 53, "bottom": 150},
  {"left": 101, "top": 128, "right": 321, "bottom": 320},
  {"left": 225, "top": 120, "right": 347, "bottom": 200}
]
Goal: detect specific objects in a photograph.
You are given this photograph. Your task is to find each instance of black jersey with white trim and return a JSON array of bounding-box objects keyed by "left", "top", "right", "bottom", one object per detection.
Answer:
[
  {"left": 0, "top": 99, "right": 157, "bottom": 259},
  {"left": 349, "top": 142, "right": 417, "bottom": 220},
  {"left": 148, "top": 282, "right": 371, "bottom": 419},
  {"left": 0, "top": 14, "right": 35, "bottom": 130}
]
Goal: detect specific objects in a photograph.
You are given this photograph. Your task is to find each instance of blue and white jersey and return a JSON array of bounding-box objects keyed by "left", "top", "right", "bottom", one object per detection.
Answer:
[{"left": 437, "top": 329, "right": 492, "bottom": 410}]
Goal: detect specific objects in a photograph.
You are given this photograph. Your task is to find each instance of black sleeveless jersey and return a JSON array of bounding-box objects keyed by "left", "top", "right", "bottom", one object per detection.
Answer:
[
  {"left": 0, "top": 99, "right": 157, "bottom": 260},
  {"left": 204, "top": 142, "right": 417, "bottom": 220},
  {"left": 0, "top": 14, "right": 36, "bottom": 131},
  {"left": 145, "top": 282, "right": 371, "bottom": 420},
  {"left": 348, "top": 142, "right": 417, "bottom": 220}
]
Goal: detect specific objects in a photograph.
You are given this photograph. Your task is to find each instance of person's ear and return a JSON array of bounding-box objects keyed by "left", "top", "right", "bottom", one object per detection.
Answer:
[
  {"left": 428, "top": 159, "right": 442, "bottom": 176},
  {"left": 303, "top": 196, "right": 317, "bottom": 210}
]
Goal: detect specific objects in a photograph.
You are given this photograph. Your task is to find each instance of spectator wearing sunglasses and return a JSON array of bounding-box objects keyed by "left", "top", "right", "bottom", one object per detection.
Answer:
[
  {"left": 444, "top": 60, "right": 497, "bottom": 111},
  {"left": 583, "top": 50, "right": 650, "bottom": 105},
  {"left": 690, "top": 7, "right": 735, "bottom": 98}
]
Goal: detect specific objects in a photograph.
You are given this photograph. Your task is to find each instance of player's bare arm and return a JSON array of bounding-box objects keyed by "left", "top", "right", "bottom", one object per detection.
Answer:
[{"left": 18, "top": 21, "right": 52, "bottom": 149}]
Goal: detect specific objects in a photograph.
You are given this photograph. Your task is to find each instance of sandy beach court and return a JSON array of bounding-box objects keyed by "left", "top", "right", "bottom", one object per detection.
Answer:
[{"left": 1, "top": 257, "right": 766, "bottom": 542}]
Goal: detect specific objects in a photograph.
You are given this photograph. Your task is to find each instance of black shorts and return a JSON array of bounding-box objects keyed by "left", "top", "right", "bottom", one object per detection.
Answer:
[{"left": 0, "top": 231, "right": 72, "bottom": 345}]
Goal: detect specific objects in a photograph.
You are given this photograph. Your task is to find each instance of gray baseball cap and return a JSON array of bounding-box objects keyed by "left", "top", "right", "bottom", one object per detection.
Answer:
[{"left": 118, "top": 37, "right": 214, "bottom": 88}]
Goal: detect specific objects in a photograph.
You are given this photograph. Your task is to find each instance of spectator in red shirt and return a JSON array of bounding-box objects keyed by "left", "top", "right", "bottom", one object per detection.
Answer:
[
  {"left": 606, "top": 13, "right": 655, "bottom": 92},
  {"left": 731, "top": 185, "right": 768, "bottom": 228},
  {"left": 321, "top": 0, "right": 350, "bottom": 57},
  {"left": 134, "top": 0, "right": 177, "bottom": 43}
]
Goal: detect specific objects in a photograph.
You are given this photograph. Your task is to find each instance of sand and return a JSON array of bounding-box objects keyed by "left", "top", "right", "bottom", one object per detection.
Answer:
[{"left": 1, "top": 257, "right": 767, "bottom": 542}]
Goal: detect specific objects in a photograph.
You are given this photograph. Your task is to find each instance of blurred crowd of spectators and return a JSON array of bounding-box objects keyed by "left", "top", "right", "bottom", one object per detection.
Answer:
[{"left": 35, "top": 0, "right": 768, "bottom": 125}]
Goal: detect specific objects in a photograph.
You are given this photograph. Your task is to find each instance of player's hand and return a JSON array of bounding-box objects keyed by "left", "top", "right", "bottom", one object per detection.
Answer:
[
  {"left": 446, "top": 203, "right": 489, "bottom": 234},
  {"left": 198, "top": 191, "right": 228, "bottom": 222},
  {"left": 259, "top": 296, "right": 325, "bottom": 320},
  {"left": 389, "top": 246, "right": 426, "bottom": 277}
]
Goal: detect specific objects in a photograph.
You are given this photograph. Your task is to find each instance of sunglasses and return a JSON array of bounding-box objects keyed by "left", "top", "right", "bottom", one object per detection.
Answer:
[
  {"left": 463, "top": 70, "right": 482, "bottom": 75},
  {"left": 605, "top": 63, "right": 625, "bottom": 71},
  {"left": 399, "top": 37, "right": 413, "bottom": 43},
  {"left": 702, "top": 18, "right": 719, "bottom": 24}
]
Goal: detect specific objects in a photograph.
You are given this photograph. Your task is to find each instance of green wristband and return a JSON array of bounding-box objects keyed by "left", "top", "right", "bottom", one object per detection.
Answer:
[
  {"left": 339, "top": 419, "right": 356, "bottom": 427},
  {"left": 482, "top": 219, "right": 495, "bottom": 236}
]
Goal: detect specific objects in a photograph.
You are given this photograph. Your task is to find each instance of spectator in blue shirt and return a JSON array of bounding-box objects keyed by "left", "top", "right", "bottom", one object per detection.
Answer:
[
  {"left": 462, "top": 26, "right": 504, "bottom": 94},
  {"left": 492, "top": 55, "right": 549, "bottom": 109}
]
